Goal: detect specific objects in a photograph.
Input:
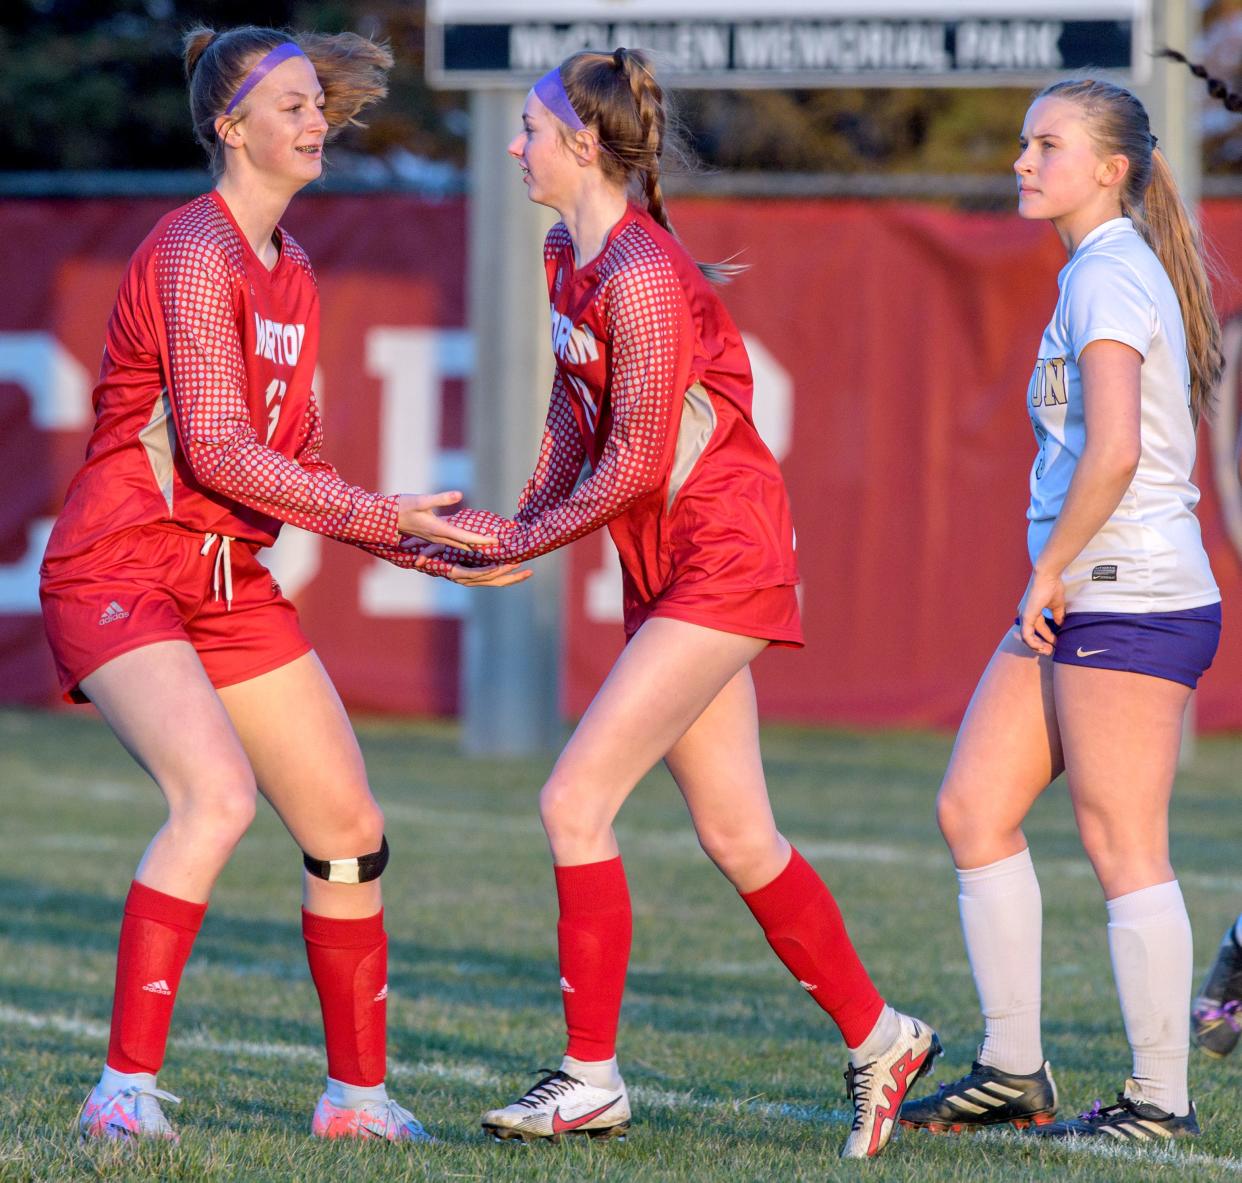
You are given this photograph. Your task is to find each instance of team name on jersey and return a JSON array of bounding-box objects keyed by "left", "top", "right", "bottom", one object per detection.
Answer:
[
  {"left": 1029, "top": 356, "right": 1068, "bottom": 408},
  {"left": 253, "top": 314, "right": 306, "bottom": 367},
  {"left": 550, "top": 306, "right": 600, "bottom": 366}
]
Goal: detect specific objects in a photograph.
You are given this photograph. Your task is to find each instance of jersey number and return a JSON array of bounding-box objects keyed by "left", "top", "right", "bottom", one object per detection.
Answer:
[{"left": 265, "top": 378, "right": 287, "bottom": 443}]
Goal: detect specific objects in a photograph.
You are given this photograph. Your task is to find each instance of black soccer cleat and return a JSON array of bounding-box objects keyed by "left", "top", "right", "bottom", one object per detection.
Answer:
[
  {"left": 1028, "top": 1080, "right": 1199, "bottom": 1142},
  {"left": 1192, "top": 920, "right": 1242, "bottom": 1058},
  {"left": 899, "top": 1056, "right": 1057, "bottom": 1133}
]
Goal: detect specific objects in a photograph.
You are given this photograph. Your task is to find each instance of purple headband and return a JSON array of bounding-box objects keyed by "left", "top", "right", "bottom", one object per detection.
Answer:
[
  {"left": 531, "top": 67, "right": 585, "bottom": 132},
  {"left": 225, "top": 42, "right": 307, "bottom": 115}
]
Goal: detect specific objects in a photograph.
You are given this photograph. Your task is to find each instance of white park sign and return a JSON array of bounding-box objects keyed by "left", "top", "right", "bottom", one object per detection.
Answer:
[{"left": 427, "top": 0, "right": 1151, "bottom": 88}]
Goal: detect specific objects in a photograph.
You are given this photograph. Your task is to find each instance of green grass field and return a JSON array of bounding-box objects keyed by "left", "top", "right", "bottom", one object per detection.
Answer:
[{"left": 1, "top": 706, "right": 1240, "bottom": 1182}]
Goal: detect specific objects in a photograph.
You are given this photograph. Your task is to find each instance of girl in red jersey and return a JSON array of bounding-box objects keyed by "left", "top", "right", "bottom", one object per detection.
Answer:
[
  {"left": 416, "top": 49, "right": 938, "bottom": 1159},
  {"left": 41, "top": 25, "right": 524, "bottom": 1145}
]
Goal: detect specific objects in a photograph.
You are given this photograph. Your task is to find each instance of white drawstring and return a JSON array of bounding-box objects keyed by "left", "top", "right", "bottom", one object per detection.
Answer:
[{"left": 200, "top": 532, "right": 234, "bottom": 611}]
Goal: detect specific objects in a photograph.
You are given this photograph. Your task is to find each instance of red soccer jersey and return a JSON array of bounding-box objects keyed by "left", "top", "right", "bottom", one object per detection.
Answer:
[
  {"left": 43, "top": 191, "right": 409, "bottom": 569},
  {"left": 448, "top": 203, "right": 798, "bottom": 611}
]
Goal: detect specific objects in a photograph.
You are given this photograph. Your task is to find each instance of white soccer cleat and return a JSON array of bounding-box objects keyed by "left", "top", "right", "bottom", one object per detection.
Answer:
[
  {"left": 840, "top": 1012, "right": 941, "bottom": 1159},
  {"left": 78, "top": 1082, "right": 181, "bottom": 1143},
  {"left": 481, "top": 1068, "right": 631, "bottom": 1142}
]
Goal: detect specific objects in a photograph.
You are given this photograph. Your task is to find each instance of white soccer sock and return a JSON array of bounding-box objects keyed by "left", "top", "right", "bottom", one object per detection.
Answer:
[
  {"left": 1106, "top": 880, "right": 1192, "bottom": 1117},
  {"left": 957, "top": 848, "right": 1044, "bottom": 1075},
  {"left": 325, "top": 1076, "right": 389, "bottom": 1108},
  {"left": 99, "top": 1065, "right": 158, "bottom": 1096},
  {"left": 847, "top": 1004, "right": 900, "bottom": 1065},
  {"left": 561, "top": 1055, "right": 623, "bottom": 1090}
]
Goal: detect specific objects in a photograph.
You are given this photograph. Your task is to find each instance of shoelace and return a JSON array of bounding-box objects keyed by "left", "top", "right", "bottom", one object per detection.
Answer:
[
  {"left": 124, "top": 1085, "right": 182, "bottom": 1116},
  {"left": 1198, "top": 999, "right": 1242, "bottom": 1030},
  {"left": 86, "top": 1085, "right": 181, "bottom": 1129},
  {"left": 1078, "top": 1092, "right": 1151, "bottom": 1124},
  {"left": 200, "top": 532, "right": 234, "bottom": 610},
  {"left": 359, "top": 1097, "right": 422, "bottom": 1137},
  {"left": 843, "top": 1061, "right": 875, "bottom": 1131},
  {"left": 516, "top": 1069, "right": 582, "bottom": 1110}
]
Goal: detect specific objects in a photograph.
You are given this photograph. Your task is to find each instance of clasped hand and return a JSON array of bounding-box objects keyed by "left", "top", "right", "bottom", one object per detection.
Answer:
[{"left": 396, "top": 492, "right": 531, "bottom": 588}]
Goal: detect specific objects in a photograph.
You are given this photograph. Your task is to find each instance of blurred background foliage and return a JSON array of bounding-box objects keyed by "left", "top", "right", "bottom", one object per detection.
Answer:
[{"left": 3, "top": 0, "right": 1242, "bottom": 179}]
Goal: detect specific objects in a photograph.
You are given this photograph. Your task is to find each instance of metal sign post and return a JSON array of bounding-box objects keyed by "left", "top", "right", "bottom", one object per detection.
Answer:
[
  {"left": 461, "top": 90, "right": 561, "bottom": 757},
  {"left": 1130, "top": 0, "right": 1201, "bottom": 764}
]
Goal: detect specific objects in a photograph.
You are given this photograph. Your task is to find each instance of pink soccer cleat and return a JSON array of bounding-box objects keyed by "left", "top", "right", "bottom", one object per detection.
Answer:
[
  {"left": 78, "top": 1082, "right": 181, "bottom": 1143},
  {"left": 311, "top": 1092, "right": 433, "bottom": 1142}
]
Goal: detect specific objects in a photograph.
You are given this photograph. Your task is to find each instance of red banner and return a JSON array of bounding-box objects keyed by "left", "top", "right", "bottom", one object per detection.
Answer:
[{"left": 5, "top": 195, "right": 1242, "bottom": 728}]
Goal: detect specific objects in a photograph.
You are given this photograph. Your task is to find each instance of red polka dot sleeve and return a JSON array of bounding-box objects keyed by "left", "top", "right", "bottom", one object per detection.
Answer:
[
  {"left": 443, "top": 257, "right": 684, "bottom": 565},
  {"left": 515, "top": 370, "right": 589, "bottom": 525},
  {"left": 155, "top": 236, "right": 401, "bottom": 547}
]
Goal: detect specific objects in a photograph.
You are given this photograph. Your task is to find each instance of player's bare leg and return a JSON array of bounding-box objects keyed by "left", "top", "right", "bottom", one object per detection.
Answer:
[
  {"left": 539, "top": 618, "right": 767, "bottom": 867},
  {"left": 217, "top": 652, "right": 383, "bottom": 920},
  {"left": 665, "top": 664, "right": 938, "bottom": 1158},
  {"left": 483, "top": 619, "right": 763, "bottom": 1143},
  {"left": 84, "top": 640, "right": 259, "bottom": 902},
  {"left": 662, "top": 665, "right": 787, "bottom": 890},
  {"left": 1033, "top": 664, "right": 1197, "bottom": 1134},
  {"left": 935, "top": 629, "right": 1064, "bottom": 871},
  {"left": 217, "top": 652, "right": 431, "bottom": 1142},
  {"left": 901, "top": 629, "right": 1062, "bottom": 1136},
  {"left": 77, "top": 640, "right": 260, "bottom": 1141}
]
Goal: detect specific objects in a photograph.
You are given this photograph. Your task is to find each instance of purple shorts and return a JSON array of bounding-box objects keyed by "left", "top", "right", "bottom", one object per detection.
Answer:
[{"left": 1036, "top": 603, "right": 1221, "bottom": 689}]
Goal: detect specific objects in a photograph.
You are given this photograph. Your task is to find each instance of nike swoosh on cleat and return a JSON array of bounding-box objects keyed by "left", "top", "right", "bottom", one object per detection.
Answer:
[
  {"left": 1076, "top": 647, "right": 1109, "bottom": 658},
  {"left": 551, "top": 1096, "right": 623, "bottom": 1134}
]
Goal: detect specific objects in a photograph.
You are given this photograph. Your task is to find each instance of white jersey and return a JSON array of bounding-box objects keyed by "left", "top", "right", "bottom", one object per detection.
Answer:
[{"left": 1026, "top": 216, "right": 1218, "bottom": 613}]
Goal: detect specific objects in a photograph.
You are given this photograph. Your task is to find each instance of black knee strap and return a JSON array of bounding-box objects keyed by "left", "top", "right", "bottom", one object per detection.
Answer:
[{"left": 303, "top": 835, "right": 389, "bottom": 884}]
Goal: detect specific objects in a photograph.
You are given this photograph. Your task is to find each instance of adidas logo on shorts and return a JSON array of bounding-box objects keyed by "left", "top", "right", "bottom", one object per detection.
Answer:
[
  {"left": 374, "top": 983, "right": 388, "bottom": 1002},
  {"left": 559, "top": 976, "right": 575, "bottom": 994},
  {"left": 98, "top": 600, "right": 130, "bottom": 626},
  {"left": 142, "top": 979, "right": 172, "bottom": 995}
]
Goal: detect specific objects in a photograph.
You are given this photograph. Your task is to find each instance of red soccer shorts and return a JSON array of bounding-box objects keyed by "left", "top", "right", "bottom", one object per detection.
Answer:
[
  {"left": 40, "top": 524, "right": 312, "bottom": 703},
  {"left": 625, "top": 582, "right": 804, "bottom": 649}
]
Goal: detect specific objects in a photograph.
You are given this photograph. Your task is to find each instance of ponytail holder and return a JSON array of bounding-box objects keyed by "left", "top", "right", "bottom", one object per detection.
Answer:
[
  {"left": 1151, "top": 134, "right": 1160, "bottom": 149},
  {"left": 531, "top": 66, "right": 586, "bottom": 132},
  {"left": 225, "top": 41, "right": 306, "bottom": 115},
  {"left": 613, "top": 48, "right": 627, "bottom": 70}
]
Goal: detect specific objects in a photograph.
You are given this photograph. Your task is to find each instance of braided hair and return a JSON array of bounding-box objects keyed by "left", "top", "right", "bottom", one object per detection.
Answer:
[
  {"left": 1159, "top": 47, "right": 1242, "bottom": 113},
  {"left": 557, "top": 48, "right": 740, "bottom": 282}
]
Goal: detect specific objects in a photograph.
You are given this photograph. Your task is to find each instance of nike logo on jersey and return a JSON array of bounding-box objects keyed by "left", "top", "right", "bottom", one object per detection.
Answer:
[
  {"left": 253, "top": 314, "right": 306, "bottom": 366},
  {"left": 1076, "top": 647, "right": 1109, "bottom": 658},
  {"left": 550, "top": 1096, "right": 623, "bottom": 1134}
]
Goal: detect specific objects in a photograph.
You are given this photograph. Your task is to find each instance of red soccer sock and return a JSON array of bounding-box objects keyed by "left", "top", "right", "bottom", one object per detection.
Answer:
[
  {"left": 106, "top": 880, "right": 207, "bottom": 1075},
  {"left": 740, "top": 848, "right": 885, "bottom": 1047},
  {"left": 302, "top": 908, "right": 388, "bottom": 1087},
  {"left": 556, "top": 857, "right": 632, "bottom": 1061}
]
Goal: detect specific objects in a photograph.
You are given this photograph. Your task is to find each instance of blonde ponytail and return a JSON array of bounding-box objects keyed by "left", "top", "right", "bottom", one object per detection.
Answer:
[
  {"left": 1129, "top": 149, "right": 1221, "bottom": 422},
  {"left": 1039, "top": 78, "right": 1221, "bottom": 422}
]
